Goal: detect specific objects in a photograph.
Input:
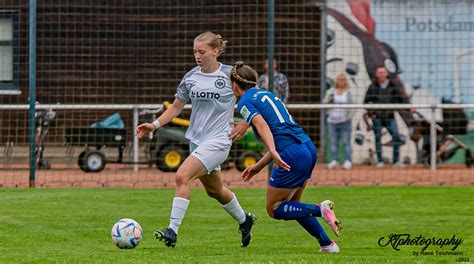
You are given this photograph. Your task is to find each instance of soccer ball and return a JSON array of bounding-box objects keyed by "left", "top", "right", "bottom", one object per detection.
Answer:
[{"left": 111, "top": 218, "right": 143, "bottom": 249}]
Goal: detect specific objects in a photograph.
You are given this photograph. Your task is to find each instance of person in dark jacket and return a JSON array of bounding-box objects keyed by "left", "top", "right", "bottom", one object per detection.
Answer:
[{"left": 364, "top": 66, "right": 407, "bottom": 168}]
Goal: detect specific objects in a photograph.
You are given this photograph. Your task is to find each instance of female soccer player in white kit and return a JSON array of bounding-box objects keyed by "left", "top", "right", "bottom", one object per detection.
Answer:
[{"left": 136, "top": 32, "right": 255, "bottom": 248}]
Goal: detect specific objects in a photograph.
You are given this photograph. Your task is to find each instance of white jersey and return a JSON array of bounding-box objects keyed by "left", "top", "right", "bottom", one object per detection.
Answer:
[{"left": 175, "top": 63, "right": 235, "bottom": 145}]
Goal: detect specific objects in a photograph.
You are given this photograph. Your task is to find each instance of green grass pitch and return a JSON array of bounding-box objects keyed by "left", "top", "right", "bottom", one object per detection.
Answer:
[{"left": 0, "top": 186, "right": 472, "bottom": 263}]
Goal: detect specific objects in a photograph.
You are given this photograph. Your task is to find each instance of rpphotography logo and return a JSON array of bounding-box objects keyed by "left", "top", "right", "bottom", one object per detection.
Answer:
[{"left": 378, "top": 234, "right": 469, "bottom": 262}]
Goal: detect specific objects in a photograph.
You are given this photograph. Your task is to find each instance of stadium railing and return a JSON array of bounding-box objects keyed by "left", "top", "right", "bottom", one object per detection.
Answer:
[{"left": 2, "top": 103, "right": 472, "bottom": 171}]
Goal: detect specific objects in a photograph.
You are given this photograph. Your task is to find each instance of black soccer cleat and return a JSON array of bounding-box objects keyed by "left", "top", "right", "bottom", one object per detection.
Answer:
[
  {"left": 239, "top": 212, "right": 256, "bottom": 247},
  {"left": 154, "top": 227, "right": 177, "bottom": 248}
]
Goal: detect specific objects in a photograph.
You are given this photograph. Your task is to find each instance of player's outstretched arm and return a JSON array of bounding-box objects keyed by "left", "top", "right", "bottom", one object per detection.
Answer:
[
  {"left": 228, "top": 120, "right": 250, "bottom": 141},
  {"left": 136, "top": 98, "right": 186, "bottom": 139},
  {"left": 242, "top": 151, "right": 272, "bottom": 182},
  {"left": 250, "top": 115, "right": 290, "bottom": 171}
]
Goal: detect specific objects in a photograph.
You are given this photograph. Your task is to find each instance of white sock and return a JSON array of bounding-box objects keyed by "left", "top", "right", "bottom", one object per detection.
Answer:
[
  {"left": 168, "top": 197, "right": 190, "bottom": 234},
  {"left": 221, "top": 193, "right": 246, "bottom": 224}
]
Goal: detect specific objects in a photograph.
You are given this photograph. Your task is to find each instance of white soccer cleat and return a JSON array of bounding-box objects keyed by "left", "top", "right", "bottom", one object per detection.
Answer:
[
  {"left": 319, "top": 240, "right": 340, "bottom": 253},
  {"left": 320, "top": 200, "right": 342, "bottom": 237},
  {"left": 327, "top": 160, "right": 339, "bottom": 169},
  {"left": 343, "top": 160, "right": 352, "bottom": 170}
]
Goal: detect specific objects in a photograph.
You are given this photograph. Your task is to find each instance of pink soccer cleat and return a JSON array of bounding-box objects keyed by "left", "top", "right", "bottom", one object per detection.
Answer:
[
  {"left": 320, "top": 200, "right": 342, "bottom": 237},
  {"left": 319, "top": 240, "right": 340, "bottom": 253}
]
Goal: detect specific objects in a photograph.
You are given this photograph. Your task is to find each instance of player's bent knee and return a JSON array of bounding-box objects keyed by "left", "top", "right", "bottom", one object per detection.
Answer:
[
  {"left": 267, "top": 208, "right": 275, "bottom": 218},
  {"left": 175, "top": 172, "right": 191, "bottom": 187},
  {"left": 266, "top": 204, "right": 278, "bottom": 219},
  {"left": 268, "top": 201, "right": 286, "bottom": 219}
]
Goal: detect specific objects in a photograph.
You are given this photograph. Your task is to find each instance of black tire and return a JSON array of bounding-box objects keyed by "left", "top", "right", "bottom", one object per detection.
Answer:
[
  {"left": 156, "top": 145, "right": 187, "bottom": 172},
  {"left": 78, "top": 151, "right": 86, "bottom": 171},
  {"left": 235, "top": 151, "right": 261, "bottom": 172},
  {"left": 82, "top": 150, "right": 106, "bottom": 173}
]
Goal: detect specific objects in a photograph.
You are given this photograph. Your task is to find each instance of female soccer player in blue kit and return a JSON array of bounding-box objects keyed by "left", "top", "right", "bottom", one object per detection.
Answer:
[{"left": 229, "top": 61, "right": 342, "bottom": 253}]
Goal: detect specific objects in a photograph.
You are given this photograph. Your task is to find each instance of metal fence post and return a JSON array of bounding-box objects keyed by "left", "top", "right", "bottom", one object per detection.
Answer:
[
  {"left": 267, "top": 0, "right": 274, "bottom": 93},
  {"left": 267, "top": 0, "right": 275, "bottom": 175},
  {"left": 133, "top": 106, "right": 139, "bottom": 172},
  {"left": 319, "top": 0, "right": 328, "bottom": 159},
  {"left": 28, "top": 0, "right": 37, "bottom": 188},
  {"left": 430, "top": 105, "right": 437, "bottom": 170}
]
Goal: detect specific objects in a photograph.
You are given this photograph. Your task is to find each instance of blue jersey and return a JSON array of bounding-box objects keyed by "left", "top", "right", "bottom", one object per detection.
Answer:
[{"left": 237, "top": 88, "right": 310, "bottom": 152}]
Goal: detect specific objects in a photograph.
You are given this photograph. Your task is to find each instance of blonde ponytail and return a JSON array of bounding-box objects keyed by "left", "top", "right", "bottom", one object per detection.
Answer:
[{"left": 194, "top": 32, "right": 227, "bottom": 56}]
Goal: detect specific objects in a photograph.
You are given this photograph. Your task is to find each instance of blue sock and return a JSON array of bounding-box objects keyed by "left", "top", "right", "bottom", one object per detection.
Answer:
[
  {"left": 273, "top": 201, "right": 321, "bottom": 220},
  {"left": 297, "top": 217, "right": 332, "bottom": 246}
]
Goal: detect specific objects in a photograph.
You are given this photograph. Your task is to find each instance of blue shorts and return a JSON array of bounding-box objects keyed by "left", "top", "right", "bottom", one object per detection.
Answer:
[{"left": 269, "top": 140, "right": 318, "bottom": 189}]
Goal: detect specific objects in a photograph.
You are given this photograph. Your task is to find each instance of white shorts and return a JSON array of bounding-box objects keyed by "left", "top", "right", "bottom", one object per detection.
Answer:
[{"left": 189, "top": 140, "right": 231, "bottom": 174}]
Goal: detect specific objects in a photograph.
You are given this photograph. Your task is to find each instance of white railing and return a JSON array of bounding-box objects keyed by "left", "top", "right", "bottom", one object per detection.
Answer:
[{"left": 1, "top": 103, "right": 473, "bottom": 171}]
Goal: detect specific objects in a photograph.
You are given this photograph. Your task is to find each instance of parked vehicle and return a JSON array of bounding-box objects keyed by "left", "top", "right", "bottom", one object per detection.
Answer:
[{"left": 64, "top": 103, "right": 265, "bottom": 173}]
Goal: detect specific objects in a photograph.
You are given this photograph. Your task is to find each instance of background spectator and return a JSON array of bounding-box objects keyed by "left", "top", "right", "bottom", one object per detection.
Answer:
[
  {"left": 363, "top": 66, "right": 406, "bottom": 168},
  {"left": 257, "top": 59, "right": 290, "bottom": 103},
  {"left": 323, "top": 73, "right": 354, "bottom": 170}
]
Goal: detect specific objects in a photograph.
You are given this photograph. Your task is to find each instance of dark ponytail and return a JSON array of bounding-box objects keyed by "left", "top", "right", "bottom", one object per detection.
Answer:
[{"left": 230, "top": 61, "right": 258, "bottom": 90}]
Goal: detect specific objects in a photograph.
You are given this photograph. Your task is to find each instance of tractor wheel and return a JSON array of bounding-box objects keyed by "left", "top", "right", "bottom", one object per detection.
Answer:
[
  {"left": 157, "top": 145, "right": 187, "bottom": 172},
  {"left": 78, "top": 151, "right": 86, "bottom": 171},
  {"left": 235, "top": 151, "right": 261, "bottom": 172},
  {"left": 82, "top": 150, "right": 106, "bottom": 173}
]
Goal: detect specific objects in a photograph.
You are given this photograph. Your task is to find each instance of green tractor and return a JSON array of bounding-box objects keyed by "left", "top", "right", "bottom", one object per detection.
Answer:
[
  {"left": 150, "top": 126, "right": 190, "bottom": 172},
  {"left": 151, "top": 103, "right": 265, "bottom": 172},
  {"left": 225, "top": 118, "right": 265, "bottom": 171}
]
